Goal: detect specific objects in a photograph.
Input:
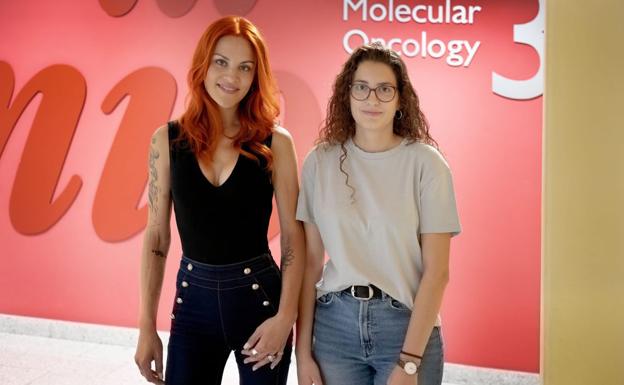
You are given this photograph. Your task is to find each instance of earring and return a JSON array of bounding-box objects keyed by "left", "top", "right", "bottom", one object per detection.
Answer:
[{"left": 395, "top": 110, "right": 403, "bottom": 119}]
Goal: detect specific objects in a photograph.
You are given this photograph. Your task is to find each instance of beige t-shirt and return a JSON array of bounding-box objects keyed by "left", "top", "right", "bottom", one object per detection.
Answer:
[{"left": 296, "top": 139, "right": 461, "bottom": 325}]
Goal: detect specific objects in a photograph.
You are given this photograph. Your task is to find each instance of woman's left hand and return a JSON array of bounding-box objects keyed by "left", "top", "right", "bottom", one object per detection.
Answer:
[
  {"left": 241, "top": 312, "right": 293, "bottom": 370},
  {"left": 387, "top": 365, "right": 418, "bottom": 385}
]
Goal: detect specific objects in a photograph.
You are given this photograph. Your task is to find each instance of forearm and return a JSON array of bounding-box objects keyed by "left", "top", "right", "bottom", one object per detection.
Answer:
[
  {"left": 276, "top": 222, "right": 305, "bottom": 323},
  {"left": 401, "top": 271, "right": 449, "bottom": 356},
  {"left": 139, "top": 125, "right": 172, "bottom": 333},
  {"left": 138, "top": 227, "right": 170, "bottom": 331},
  {"left": 295, "top": 262, "right": 320, "bottom": 357}
]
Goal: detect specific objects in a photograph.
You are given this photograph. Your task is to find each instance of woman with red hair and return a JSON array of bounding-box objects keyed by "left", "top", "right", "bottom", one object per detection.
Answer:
[{"left": 134, "top": 16, "right": 304, "bottom": 385}]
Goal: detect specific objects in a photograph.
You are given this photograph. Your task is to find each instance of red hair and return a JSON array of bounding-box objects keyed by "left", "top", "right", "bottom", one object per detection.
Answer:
[{"left": 178, "top": 16, "right": 278, "bottom": 169}]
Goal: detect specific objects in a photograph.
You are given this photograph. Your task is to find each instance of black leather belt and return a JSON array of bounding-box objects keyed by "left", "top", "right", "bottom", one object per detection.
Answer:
[{"left": 344, "top": 285, "right": 383, "bottom": 300}]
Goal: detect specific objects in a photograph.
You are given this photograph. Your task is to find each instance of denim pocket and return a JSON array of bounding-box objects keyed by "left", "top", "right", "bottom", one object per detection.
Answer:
[
  {"left": 316, "top": 292, "right": 335, "bottom": 306},
  {"left": 171, "top": 272, "right": 192, "bottom": 321},
  {"left": 251, "top": 268, "right": 281, "bottom": 313},
  {"left": 387, "top": 298, "right": 411, "bottom": 312},
  {"left": 175, "top": 268, "right": 187, "bottom": 287}
]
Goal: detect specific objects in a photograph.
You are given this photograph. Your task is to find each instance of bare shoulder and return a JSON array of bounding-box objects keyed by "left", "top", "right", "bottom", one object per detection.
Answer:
[
  {"left": 270, "top": 126, "right": 296, "bottom": 157},
  {"left": 151, "top": 124, "right": 170, "bottom": 148},
  {"left": 271, "top": 125, "right": 294, "bottom": 147},
  {"left": 148, "top": 124, "right": 171, "bottom": 170}
]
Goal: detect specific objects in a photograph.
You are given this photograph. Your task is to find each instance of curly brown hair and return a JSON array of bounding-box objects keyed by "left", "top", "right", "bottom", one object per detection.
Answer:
[
  {"left": 318, "top": 43, "right": 438, "bottom": 197},
  {"left": 319, "top": 42, "right": 435, "bottom": 146}
]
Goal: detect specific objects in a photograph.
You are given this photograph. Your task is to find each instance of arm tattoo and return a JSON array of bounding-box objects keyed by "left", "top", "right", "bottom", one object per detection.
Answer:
[
  {"left": 150, "top": 228, "right": 166, "bottom": 258},
  {"left": 147, "top": 138, "right": 166, "bottom": 259},
  {"left": 280, "top": 240, "right": 295, "bottom": 272},
  {"left": 148, "top": 139, "right": 160, "bottom": 216}
]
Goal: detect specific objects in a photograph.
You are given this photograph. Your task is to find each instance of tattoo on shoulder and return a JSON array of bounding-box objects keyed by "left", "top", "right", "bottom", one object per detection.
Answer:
[
  {"left": 280, "top": 241, "right": 295, "bottom": 272},
  {"left": 148, "top": 145, "right": 160, "bottom": 216}
]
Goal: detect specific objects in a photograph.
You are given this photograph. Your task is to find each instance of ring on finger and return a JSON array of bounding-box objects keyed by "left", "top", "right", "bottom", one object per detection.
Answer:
[
  {"left": 251, "top": 348, "right": 259, "bottom": 356},
  {"left": 267, "top": 354, "right": 275, "bottom": 362}
]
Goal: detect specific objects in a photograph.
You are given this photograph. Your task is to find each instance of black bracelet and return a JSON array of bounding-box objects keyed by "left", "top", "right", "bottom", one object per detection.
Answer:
[{"left": 400, "top": 350, "right": 423, "bottom": 360}]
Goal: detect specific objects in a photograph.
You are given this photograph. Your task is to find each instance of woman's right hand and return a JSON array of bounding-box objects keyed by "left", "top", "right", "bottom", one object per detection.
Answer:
[
  {"left": 135, "top": 329, "right": 165, "bottom": 384},
  {"left": 296, "top": 353, "right": 324, "bottom": 385}
]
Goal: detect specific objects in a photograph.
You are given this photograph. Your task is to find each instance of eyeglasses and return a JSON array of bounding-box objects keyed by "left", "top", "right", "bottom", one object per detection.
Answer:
[{"left": 350, "top": 83, "right": 397, "bottom": 102}]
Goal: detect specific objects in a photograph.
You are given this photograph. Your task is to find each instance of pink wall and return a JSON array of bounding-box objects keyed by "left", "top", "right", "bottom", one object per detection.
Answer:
[{"left": 0, "top": 0, "right": 542, "bottom": 372}]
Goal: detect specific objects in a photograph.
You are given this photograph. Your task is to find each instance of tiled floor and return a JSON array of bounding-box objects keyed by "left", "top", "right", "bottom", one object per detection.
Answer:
[
  {"left": 0, "top": 330, "right": 539, "bottom": 385},
  {"left": 1, "top": 332, "right": 146, "bottom": 385},
  {"left": 0, "top": 331, "right": 279, "bottom": 385},
  {"left": 0, "top": 331, "right": 301, "bottom": 385},
  {"left": 0, "top": 332, "right": 456, "bottom": 385}
]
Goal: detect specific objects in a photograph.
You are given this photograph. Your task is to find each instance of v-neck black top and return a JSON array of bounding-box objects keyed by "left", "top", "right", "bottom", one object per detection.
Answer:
[{"left": 168, "top": 121, "right": 273, "bottom": 264}]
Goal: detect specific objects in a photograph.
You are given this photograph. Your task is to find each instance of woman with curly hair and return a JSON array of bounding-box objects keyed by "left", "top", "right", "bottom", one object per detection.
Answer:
[
  {"left": 296, "top": 43, "right": 461, "bottom": 385},
  {"left": 134, "top": 16, "right": 304, "bottom": 385}
]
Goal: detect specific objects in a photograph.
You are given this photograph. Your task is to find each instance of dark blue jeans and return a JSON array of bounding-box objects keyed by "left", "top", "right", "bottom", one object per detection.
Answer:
[{"left": 165, "top": 254, "right": 292, "bottom": 385}]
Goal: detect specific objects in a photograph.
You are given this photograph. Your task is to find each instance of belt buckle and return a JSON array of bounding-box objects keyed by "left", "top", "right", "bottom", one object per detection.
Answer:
[{"left": 351, "top": 285, "right": 374, "bottom": 300}]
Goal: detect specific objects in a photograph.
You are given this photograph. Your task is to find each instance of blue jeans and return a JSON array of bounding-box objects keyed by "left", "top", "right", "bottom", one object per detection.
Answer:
[
  {"left": 313, "top": 291, "right": 444, "bottom": 385},
  {"left": 165, "top": 254, "right": 292, "bottom": 385}
]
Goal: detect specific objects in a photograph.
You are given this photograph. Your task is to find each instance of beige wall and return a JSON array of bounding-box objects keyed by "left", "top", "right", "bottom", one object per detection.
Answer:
[{"left": 542, "top": 1, "right": 624, "bottom": 384}]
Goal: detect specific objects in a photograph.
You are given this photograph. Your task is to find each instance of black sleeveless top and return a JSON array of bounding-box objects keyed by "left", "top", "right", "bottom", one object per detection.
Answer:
[{"left": 168, "top": 122, "right": 273, "bottom": 264}]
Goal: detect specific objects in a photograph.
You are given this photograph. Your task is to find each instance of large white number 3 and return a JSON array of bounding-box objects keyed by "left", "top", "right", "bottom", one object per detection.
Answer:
[{"left": 492, "top": 0, "right": 544, "bottom": 100}]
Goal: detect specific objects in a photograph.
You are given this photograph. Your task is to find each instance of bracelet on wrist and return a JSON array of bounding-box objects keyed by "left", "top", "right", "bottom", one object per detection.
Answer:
[{"left": 400, "top": 350, "right": 423, "bottom": 360}]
